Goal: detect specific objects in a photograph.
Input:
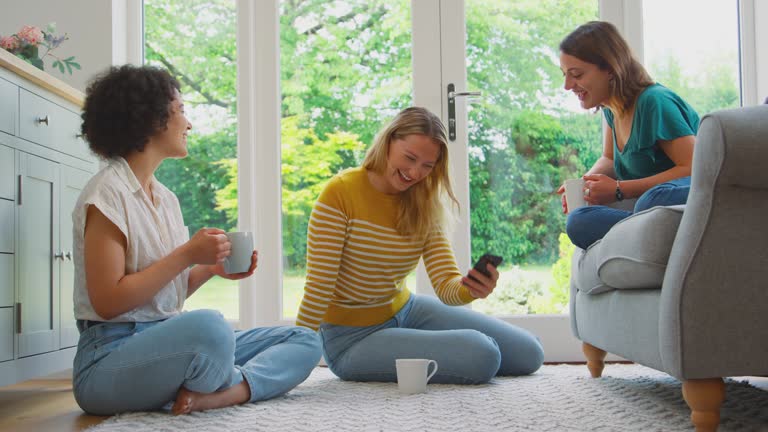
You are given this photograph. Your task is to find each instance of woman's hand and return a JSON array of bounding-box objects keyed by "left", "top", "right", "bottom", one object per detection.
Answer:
[
  {"left": 209, "top": 250, "right": 259, "bottom": 280},
  {"left": 462, "top": 262, "right": 500, "bottom": 299},
  {"left": 183, "top": 228, "right": 231, "bottom": 265},
  {"left": 582, "top": 174, "right": 616, "bottom": 205},
  {"left": 556, "top": 183, "right": 569, "bottom": 214}
]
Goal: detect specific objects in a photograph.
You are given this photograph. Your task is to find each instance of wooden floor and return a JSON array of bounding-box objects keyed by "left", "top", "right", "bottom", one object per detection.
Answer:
[
  {"left": 0, "top": 371, "right": 107, "bottom": 432},
  {"left": 1, "top": 368, "right": 766, "bottom": 432}
]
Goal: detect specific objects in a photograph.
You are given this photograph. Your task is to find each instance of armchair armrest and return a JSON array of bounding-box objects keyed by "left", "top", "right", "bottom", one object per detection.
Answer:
[{"left": 659, "top": 106, "right": 768, "bottom": 380}]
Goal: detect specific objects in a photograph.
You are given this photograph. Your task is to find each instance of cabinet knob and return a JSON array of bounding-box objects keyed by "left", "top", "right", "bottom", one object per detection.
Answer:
[
  {"left": 36, "top": 115, "right": 50, "bottom": 125},
  {"left": 54, "top": 251, "right": 64, "bottom": 260},
  {"left": 65, "top": 251, "right": 72, "bottom": 261},
  {"left": 75, "top": 133, "right": 84, "bottom": 139}
]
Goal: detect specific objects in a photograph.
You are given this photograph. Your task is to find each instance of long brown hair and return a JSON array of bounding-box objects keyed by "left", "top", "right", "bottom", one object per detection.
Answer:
[
  {"left": 362, "top": 107, "right": 459, "bottom": 239},
  {"left": 560, "top": 21, "right": 653, "bottom": 115}
]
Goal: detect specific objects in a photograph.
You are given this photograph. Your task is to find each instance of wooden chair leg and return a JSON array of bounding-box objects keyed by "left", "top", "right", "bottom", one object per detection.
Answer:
[
  {"left": 682, "top": 378, "right": 725, "bottom": 432},
  {"left": 582, "top": 342, "right": 607, "bottom": 378}
]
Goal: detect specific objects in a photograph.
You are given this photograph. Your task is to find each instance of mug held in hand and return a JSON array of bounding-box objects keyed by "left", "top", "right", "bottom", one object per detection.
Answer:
[
  {"left": 468, "top": 253, "right": 503, "bottom": 282},
  {"left": 223, "top": 231, "right": 254, "bottom": 274}
]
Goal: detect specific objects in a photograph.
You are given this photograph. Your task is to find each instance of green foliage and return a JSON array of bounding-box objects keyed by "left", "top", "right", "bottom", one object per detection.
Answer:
[
  {"left": 469, "top": 110, "right": 600, "bottom": 265},
  {"left": 280, "top": 0, "right": 412, "bottom": 144},
  {"left": 211, "top": 116, "right": 368, "bottom": 267},
  {"left": 51, "top": 56, "right": 80, "bottom": 75},
  {"left": 472, "top": 266, "right": 545, "bottom": 315},
  {"left": 528, "top": 233, "right": 574, "bottom": 314},
  {"left": 464, "top": 0, "right": 600, "bottom": 265},
  {"left": 145, "top": 0, "right": 741, "bottom": 315},
  {"left": 651, "top": 55, "right": 740, "bottom": 116},
  {"left": 281, "top": 116, "right": 367, "bottom": 266},
  {"left": 155, "top": 128, "right": 235, "bottom": 234}
]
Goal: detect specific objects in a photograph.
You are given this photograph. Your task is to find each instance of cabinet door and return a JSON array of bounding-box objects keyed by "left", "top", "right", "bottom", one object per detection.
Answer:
[
  {"left": 0, "top": 145, "right": 14, "bottom": 200},
  {"left": 59, "top": 165, "right": 90, "bottom": 349},
  {"left": 0, "top": 199, "right": 12, "bottom": 253},
  {"left": 16, "top": 152, "right": 59, "bottom": 358},
  {"left": 0, "top": 254, "right": 12, "bottom": 307},
  {"left": 0, "top": 78, "right": 16, "bottom": 136},
  {"left": 0, "top": 308, "right": 12, "bottom": 362}
]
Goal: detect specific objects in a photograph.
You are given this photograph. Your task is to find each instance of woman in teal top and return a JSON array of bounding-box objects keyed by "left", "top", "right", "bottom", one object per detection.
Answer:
[{"left": 556, "top": 21, "right": 699, "bottom": 248}]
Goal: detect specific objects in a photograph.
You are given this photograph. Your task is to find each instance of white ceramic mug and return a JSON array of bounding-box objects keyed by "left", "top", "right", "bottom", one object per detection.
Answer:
[
  {"left": 395, "top": 358, "right": 439, "bottom": 394},
  {"left": 564, "top": 178, "right": 587, "bottom": 211},
  {"left": 223, "top": 231, "right": 254, "bottom": 274}
]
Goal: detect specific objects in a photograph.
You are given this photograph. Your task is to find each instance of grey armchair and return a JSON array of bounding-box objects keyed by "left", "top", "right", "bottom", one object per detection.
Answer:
[{"left": 569, "top": 105, "right": 768, "bottom": 432}]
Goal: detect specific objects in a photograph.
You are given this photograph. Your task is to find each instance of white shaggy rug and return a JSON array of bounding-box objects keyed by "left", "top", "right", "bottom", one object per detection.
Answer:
[{"left": 86, "top": 364, "right": 768, "bottom": 432}]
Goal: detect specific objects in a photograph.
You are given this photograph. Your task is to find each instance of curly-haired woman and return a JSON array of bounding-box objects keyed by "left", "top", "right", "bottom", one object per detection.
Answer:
[{"left": 72, "top": 65, "right": 321, "bottom": 415}]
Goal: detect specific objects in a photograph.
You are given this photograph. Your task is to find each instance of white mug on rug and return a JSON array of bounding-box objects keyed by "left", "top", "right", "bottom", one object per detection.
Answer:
[{"left": 395, "top": 358, "right": 438, "bottom": 394}]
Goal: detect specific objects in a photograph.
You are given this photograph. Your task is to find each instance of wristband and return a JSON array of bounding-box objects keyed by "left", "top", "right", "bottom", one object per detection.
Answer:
[{"left": 615, "top": 179, "right": 624, "bottom": 201}]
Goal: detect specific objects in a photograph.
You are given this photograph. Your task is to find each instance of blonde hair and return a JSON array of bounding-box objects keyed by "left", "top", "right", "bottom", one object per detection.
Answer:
[
  {"left": 362, "top": 107, "right": 459, "bottom": 239},
  {"left": 560, "top": 21, "right": 654, "bottom": 115}
]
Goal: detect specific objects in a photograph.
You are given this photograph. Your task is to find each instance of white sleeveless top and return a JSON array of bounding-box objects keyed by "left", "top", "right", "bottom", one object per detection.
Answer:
[{"left": 72, "top": 157, "right": 190, "bottom": 322}]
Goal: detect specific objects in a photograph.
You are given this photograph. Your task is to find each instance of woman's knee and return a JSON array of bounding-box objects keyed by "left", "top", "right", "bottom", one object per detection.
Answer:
[
  {"left": 454, "top": 330, "right": 502, "bottom": 384},
  {"left": 635, "top": 180, "right": 690, "bottom": 212},
  {"left": 565, "top": 208, "right": 594, "bottom": 249},
  {"left": 501, "top": 334, "right": 544, "bottom": 376},
  {"left": 291, "top": 326, "right": 323, "bottom": 364},
  {"left": 176, "top": 309, "right": 235, "bottom": 359}
]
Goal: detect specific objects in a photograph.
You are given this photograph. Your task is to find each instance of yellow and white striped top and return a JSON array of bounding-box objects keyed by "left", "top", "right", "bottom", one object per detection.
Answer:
[{"left": 296, "top": 167, "right": 474, "bottom": 331}]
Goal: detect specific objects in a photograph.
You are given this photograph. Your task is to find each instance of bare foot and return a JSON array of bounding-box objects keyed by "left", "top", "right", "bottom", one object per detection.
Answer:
[{"left": 171, "top": 382, "right": 251, "bottom": 415}]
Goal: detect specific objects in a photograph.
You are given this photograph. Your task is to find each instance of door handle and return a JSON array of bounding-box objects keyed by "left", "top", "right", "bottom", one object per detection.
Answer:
[
  {"left": 15, "top": 303, "right": 21, "bottom": 334},
  {"left": 447, "top": 83, "right": 482, "bottom": 141}
]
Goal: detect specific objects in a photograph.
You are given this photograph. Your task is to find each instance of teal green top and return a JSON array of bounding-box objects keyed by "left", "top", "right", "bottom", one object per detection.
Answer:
[{"left": 603, "top": 83, "right": 699, "bottom": 180}]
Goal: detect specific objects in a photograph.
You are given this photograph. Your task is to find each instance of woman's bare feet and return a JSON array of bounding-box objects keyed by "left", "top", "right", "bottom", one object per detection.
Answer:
[{"left": 171, "top": 381, "right": 251, "bottom": 415}]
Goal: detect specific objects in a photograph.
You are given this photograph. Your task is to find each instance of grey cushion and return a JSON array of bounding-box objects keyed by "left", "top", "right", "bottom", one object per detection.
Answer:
[{"left": 597, "top": 205, "right": 685, "bottom": 290}]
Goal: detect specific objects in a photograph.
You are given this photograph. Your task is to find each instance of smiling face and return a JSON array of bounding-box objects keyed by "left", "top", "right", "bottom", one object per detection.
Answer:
[
  {"left": 560, "top": 52, "right": 613, "bottom": 110},
  {"left": 152, "top": 89, "right": 192, "bottom": 158},
  {"left": 379, "top": 134, "right": 440, "bottom": 194}
]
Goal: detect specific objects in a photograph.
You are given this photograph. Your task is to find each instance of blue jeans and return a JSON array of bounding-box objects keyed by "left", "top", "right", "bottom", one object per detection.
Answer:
[
  {"left": 319, "top": 295, "right": 544, "bottom": 385},
  {"left": 72, "top": 309, "right": 322, "bottom": 415},
  {"left": 566, "top": 176, "right": 691, "bottom": 249}
]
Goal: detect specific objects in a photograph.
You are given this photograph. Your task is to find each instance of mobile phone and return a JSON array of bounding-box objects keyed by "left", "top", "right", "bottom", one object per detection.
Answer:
[{"left": 468, "top": 253, "right": 503, "bottom": 282}]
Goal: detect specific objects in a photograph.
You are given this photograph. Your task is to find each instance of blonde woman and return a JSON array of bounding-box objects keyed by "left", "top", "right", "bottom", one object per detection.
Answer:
[
  {"left": 557, "top": 21, "right": 700, "bottom": 248},
  {"left": 296, "top": 107, "right": 543, "bottom": 384}
]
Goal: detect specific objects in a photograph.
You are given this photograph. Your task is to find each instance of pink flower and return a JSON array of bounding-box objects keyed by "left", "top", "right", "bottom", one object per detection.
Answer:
[
  {"left": 16, "top": 25, "right": 44, "bottom": 45},
  {"left": 0, "top": 36, "right": 19, "bottom": 51}
]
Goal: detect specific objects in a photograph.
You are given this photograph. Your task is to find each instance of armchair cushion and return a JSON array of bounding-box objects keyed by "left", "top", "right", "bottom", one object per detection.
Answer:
[{"left": 576, "top": 205, "right": 685, "bottom": 294}]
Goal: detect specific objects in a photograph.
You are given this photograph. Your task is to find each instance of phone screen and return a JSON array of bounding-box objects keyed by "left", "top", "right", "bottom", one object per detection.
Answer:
[{"left": 469, "top": 253, "right": 503, "bottom": 281}]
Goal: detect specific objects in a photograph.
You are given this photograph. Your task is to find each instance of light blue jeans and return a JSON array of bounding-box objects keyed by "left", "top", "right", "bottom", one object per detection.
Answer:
[
  {"left": 320, "top": 294, "right": 544, "bottom": 384},
  {"left": 566, "top": 176, "right": 691, "bottom": 249},
  {"left": 72, "top": 309, "right": 322, "bottom": 415}
]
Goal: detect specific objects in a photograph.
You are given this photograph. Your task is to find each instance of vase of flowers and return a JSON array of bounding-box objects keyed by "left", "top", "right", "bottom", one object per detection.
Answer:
[{"left": 0, "top": 23, "right": 80, "bottom": 75}]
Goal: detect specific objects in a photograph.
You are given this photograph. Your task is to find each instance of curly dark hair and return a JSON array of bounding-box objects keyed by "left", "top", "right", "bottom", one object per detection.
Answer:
[{"left": 81, "top": 65, "right": 181, "bottom": 159}]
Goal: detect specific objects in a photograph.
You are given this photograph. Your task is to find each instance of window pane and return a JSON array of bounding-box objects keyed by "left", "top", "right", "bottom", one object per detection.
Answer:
[
  {"left": 465, "top": 0, "right": 600, "bottom": 316},
  {"left": 643, "top": 0, "right": 741, "bottom": 114},
  {"left": 144, "top": 0, "right": 239, "bottom": 319},
  {"left": 280, "top": 0, "right": 413, "bottom": 319}
]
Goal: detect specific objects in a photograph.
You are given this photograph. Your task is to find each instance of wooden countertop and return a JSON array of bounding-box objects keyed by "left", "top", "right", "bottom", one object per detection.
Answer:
[{"left": 0, "top": 48, "right": 84, "bottom": 107}]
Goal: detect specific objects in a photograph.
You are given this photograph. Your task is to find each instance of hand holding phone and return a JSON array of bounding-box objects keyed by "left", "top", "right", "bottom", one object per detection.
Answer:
[{"left": 468, "top": 253, "right": 503, "bottom": 283}]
